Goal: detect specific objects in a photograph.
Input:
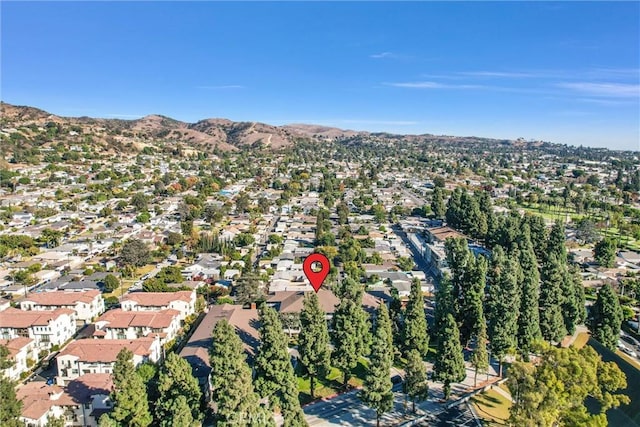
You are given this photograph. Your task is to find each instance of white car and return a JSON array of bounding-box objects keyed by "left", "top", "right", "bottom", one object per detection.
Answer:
[{"left": 622, "top": 346, "right": 638, "bottom": 358}]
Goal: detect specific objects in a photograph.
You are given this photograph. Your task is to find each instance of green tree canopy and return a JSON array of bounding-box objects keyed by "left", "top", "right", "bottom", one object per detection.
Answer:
[
  {"left": 434, "top": 313, "right": 466, "bottom": 400},
  {"left": 402, "top": 278, "right": 429, "bottom": 357},
  {"left": 594, "top": 238, "right": 617, "bottom": 268},
  {"left": 487, "top": 246, "right": 520, "bottom": 374},
  {"left": 120, "top": 238, "right": 151, "bottom": 267},
  {"left": 110, "top": 348, "right": 152, "bottom": 427},
  {"left": 254, "top": 306, "right": 306, "bottom": 424},
  {"left": 209, "top": 319, "right": 273, "bottom": 426},
  {"left": 588, "top": 284, "right": 624, "bottom": 351},
  {"left": 508, "top": 344, "right": 629, "bottom": 426},
  {"left": 539, "top": 253, "right": 567, "bottom": 343},
  {"left": 297, "top": 293, "right": 331, "bottom": 399},
  {"left": 155, "top": 353, "right": 202, "bottom": 426},
  {"left": 404, "top": 349, "right": 429, "bottom": 413},
  {"left": 331, "top": 299, "right": 370, "bottom": 387},
  {"left": 360, "top": 304, "right": 394, "bottom": 427}
]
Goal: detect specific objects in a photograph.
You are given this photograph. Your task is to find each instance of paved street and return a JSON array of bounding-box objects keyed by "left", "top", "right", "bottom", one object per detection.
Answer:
[{"left": 296, "top": 362, "right": 500, "bottom": 426}]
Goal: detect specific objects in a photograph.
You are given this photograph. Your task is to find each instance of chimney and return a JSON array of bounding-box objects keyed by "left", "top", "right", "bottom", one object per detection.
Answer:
[{"left": 250, "top": 303, "right": 256, "bottom": 310}]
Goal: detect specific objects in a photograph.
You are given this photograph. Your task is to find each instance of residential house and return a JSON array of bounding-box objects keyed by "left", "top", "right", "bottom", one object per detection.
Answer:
[{"left": 181, "top": 254, "right": 222, "bottom": 280}]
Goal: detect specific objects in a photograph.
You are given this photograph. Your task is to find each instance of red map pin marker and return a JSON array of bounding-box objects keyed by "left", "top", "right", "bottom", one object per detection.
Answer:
[{"left": 303, "top": 253, "right": 330, "bottom": 293}]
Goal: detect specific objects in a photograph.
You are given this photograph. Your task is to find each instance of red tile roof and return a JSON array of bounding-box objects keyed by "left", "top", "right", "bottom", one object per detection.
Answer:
[
  {"left": 22, "top": 290, "right": 101, "bottom": 306},
  {"left": 0, "top": 308, "right": 74, "bottom": 328},
  {"left": 96, "top": 309, "right": 179, "bottom": 329},
  {"left": 121, "top": 290, "right": 193, "bottom": 306},
  {"left": 58, "top": 338, "right": 156, "bottom": 363},
  {"left": 0, "top": 337, "right": 33, "bottom": 357},
  {"left": 17, "top": 382, "right": 75, "bottom": 420}
]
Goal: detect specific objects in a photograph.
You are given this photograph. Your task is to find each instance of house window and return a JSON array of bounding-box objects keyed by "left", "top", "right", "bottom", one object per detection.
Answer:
[{"left": 41, "top": 335, "right": 51, "bottom": 343}]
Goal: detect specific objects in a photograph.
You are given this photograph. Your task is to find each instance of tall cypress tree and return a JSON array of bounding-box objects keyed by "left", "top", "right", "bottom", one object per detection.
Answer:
[
  {"left": 254, "top": 306, "right": 306, "bottom": 425},
  {"left": 209, "top": 320, "right": 273, "bottom": 426},
  {"left": 445, "top": 237, "right": 469, "bottom": 316},
  {"left": 110, "top": 348, "right": 152, "bottom": 427},
  {"left": 298, "top": 293, "right": 331, "bottom": 399},
  {"left": 434, "top": 274, "right": 455, "bottom": 335},
  {"left": 167, "top": 396, "right": 195, "bottom": 427},
  {"left": 431, "top": 187, "right": 446, "bottom": 220},
  {"left": 517, "top": 227, "right": 542, "bottom": 357},
  {"left": 523, "top": 214, "right": 548, "bottom": 263},
  {"left": 332, "top": 299, "right": 370, "bottom": 387},
  {"left": 546, "top": 221, "right": 567, "bottom": 263},
  {"left": 539, "top": 253, "right": 567, "bottom": 343},
  {"left": 389, "top": 292, "right": 404, "bottom": 362},
  {"left": 360, "top": 304, "right": 394, "bottom": 427},
  {"left": 487, "top": 246, "right": 519, "bottom": 376},
  {"left": 588, "top": 284, "right": 624, "bottom": 351},
  {"left": 155, "top": 353, "right": 202, "bottom": 426},
  {"left": 562, "top": 265, "right": 586, "bottom": 335},
  {"left": 434, "top": 313, "right": 466, "bottom": 400},
  {"left": 445, "top": 237, "right": 486, "bottom": 346},
  {"left": 404, "top": 349, "right": 429, "bottom": 413},
  {"left": 460, "top": 255, "right": 487, "bottom": 347},
  {"left": 470, "top": 314, "right": 489, "bottom": 387},
  {"left": 403, "top": 278, "right": 429, "bottom": 357}
]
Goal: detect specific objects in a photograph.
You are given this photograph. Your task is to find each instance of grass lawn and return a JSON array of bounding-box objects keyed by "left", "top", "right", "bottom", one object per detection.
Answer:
[
  {"left": 296, "top": 358, "right": 369, "bottom": 405},
  {"left": 572, "top": 332, "right": 591, "bottom": 350},
  {"left": 518, "top": 203, "right": 584, "bottom": 223},
  {"left": 471, "top": 389, "right": 512, "bottom": 426},
  {"left": 136, "top": 265, "right": 156, "bottom": 276}
]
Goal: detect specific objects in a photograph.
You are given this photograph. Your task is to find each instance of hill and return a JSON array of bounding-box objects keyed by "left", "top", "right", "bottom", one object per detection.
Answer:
[
  {"left": 0, "top": 102, "right": 344, "bottom": 158},
  {"left": 0, "top": 102, "right": 542, "bottom": 163}
]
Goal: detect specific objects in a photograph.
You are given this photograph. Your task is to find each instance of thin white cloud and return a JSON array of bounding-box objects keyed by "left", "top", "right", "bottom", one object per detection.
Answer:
[
  {"left": 385, "top": 81, "right": 484, "bottom": 90},
  {"left": 557, "top": 82, "right": 640, "bottom": 98},
  {"left": 196, "top": 85, "right": 245, "bottom": 90},
  {"left": 553, "top": 110, "right": 595, "bottom": 117},
  {"left": 424, "top": 68, "right": 639, "bottom": 81},
  {"left": 370, "top": 52, "right": 394, "bottom": 59},
  {"left": 458, "top": 71, "right": 538, "bottom": 78},
  {"left": 575, "top": 98, "right": 639, "bottom": 106}
]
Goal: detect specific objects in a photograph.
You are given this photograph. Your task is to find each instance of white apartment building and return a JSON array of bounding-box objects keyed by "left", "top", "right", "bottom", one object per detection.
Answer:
[
  {"left": 93, "top": 308, "right": 181, "bottom": 345},
  {"left": 120, "top": 290, "right": 195, "bottom": 323},
  {"left": 0, "top": 337, "right": 38, "bottom": 381},
  {"left": 0, "top": 308, "right": 76, "bottom": 350},
  {"left": 20, "top": 290, "right": 105, "bottom": 325},
  {"left": 56, "top": 338, "right": 161, "bottom": 384},
  {"left": 18, "top": 373, "right": 113, "bottom": 427}
]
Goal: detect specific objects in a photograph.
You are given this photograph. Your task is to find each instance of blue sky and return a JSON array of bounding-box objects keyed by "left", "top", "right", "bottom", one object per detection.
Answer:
[{"left": 2, "top": 1, "right": 639, "bottom": 151}]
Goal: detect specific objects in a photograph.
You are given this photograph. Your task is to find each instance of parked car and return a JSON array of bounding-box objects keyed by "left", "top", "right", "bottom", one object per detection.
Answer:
[
  {"left": 621, "top": 346, "right": 637, "bottom": 358},
  {"left": 621, "top": 334, "right": 639, "bottom": 347}
]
